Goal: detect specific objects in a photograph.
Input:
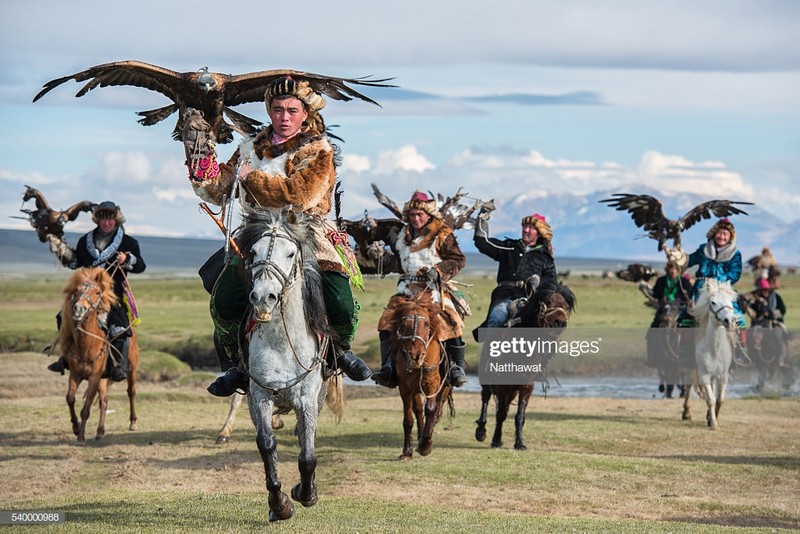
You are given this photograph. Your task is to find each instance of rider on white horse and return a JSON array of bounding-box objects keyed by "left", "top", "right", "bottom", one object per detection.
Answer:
[{"left": 184, "top": 76, "right": 372, "bottom": 396}]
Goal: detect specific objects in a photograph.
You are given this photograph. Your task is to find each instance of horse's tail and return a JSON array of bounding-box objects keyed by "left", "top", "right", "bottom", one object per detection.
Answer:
[{"left": 325, "top": 374, "right": 345, "bottom": 424}]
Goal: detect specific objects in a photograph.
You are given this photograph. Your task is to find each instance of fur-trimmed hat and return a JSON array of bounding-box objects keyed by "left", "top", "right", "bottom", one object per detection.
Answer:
[
  {"left": 521, "top": 213, "right": 553, "bottom": 243},
  {"left": 402, "top": 191, "right": 441, "bottom": 221},
  {"left": 706, "top": 218, "right": 736, "bottom": 241},
  {"left": 92, "top": 200, "right": 125, "bottom": 225},
  {"left": 757, "top": 278, "right": 771, "bottom": 290},
  {"left": 264, "top": 76, "right": 327, "bottom": 134}
]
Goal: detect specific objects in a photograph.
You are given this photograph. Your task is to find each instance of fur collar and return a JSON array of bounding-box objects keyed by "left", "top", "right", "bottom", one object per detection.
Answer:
[
  {"left": 403, "top": 218, "right": 451, "bottom": 251},
  {"left": 703, "top": 239, "right": 737, "bottom": 263},
  {"left": 252, "top": 126, "right": 324, "bottom": 159}
]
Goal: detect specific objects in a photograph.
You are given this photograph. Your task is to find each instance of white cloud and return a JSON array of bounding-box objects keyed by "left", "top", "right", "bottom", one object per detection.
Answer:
[
  {"left": 635, "top": 151, "right": 755, "bottom": 199},
  {"left": 340, "top": 154, "right": 371, "bottom": 174},
  {"left": 373, "top": 145, "right": 435, "bottom": 175}
]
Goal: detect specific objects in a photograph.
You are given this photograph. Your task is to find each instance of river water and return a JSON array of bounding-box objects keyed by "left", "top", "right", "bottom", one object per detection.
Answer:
[{"left": 348, "top": 371, "right": 799, "bottom": 399}]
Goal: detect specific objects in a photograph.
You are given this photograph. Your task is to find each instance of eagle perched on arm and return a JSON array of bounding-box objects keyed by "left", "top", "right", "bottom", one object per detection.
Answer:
[
  {"left": 33, "top": 60, "right": 394, "bottom": 144},
  {"left": 599, "top": 193, "right": 753, "bottom": 251}
]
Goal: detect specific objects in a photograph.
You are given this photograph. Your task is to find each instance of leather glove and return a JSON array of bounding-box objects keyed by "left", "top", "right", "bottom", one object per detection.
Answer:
[
  {"left": 664, "top": 245, "right": 688, "bottom": 272},
  {"left": 182, "top": 107, "right": 215, "bottom": 161},
  {"left": 47, "top": 234, "right": 75, "bottom": 266}
]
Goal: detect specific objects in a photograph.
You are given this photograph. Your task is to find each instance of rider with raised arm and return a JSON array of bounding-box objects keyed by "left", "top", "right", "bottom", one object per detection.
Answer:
[
  {"left": 371, "top": 191, "right": 469, "bottom": 388},
  {"left": 184, "top": 76, "right": 371, "bottom": 397},
  {"left": 472, "top": 209, "right": 558, "bottom": 338}
]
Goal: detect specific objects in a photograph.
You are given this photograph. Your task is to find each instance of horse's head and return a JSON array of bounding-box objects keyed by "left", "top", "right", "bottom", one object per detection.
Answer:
[
  {"left": 517, "top": 283, "right": 576, "bottom": 332},
  {"left": 63, "top": 267, "right": 116, "bottom": 324},
  {"left": 392, "top": 293, "right": 443, "bottom": 369},
  {"left": 238, "top": 210, "right": 318, "bottom": 323},
  {"left": 692, "top": 279, "right": 737, "bottom": 328},
  {"left": 654, "top": 300, "right": 683, "bottom": 328}
]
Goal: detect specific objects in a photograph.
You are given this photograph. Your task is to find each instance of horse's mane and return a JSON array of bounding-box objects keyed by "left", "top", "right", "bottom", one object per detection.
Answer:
[
  {"left": 236, "top": 210, "right": 332, "bottom": 339},
  {"left": 393, "top": 291, "right": 445, "bottom": 341},
  {"left": 58, "top": 267, "right": 117, "bottom": 349},
  {"left": 690, "top": 278, "right": 736, "bottom": 323}
]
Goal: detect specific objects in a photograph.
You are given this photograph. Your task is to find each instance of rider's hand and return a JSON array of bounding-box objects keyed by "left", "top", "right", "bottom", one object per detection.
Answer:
[
  {"left": 418, "top": 267, "right": 440, "bottom": 283},
  {"left": 116, "top": 251, "right": 128, "bottom": 265}
]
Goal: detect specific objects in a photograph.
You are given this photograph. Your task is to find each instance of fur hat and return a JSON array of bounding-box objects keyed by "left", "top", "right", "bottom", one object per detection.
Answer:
[
  {"left": 402, "top": 191, "right": 440, "bottom": 221},
  {"left": 706, "top": 218, "right": 736, "bottom": 241},
  {"left": 521, "top": 213, "right": 553, "bottom": 243},
  {"left": 264, "top": 76, "right": 327, "bottom": 112},
  {"left": 92, "top": 201, "right": 125, "bottom": 225}
]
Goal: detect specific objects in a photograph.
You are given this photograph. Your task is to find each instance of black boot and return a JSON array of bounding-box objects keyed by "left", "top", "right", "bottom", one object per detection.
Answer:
[
  {"left": 446, "top": 337, "right": 468, "bottom": 387},
  {"left": 110, "top": 337, "right": 129, "bottom": 382},
  {"left": 334, "top": 344, "right": 372, "bottom": 382},
  {"left": 47, "top": 357, "right": 67, "bottom": 374},
  {"left": 372, "top": 333, "right": 397, "bottom": 388},
  {"left": 207, "top": 332, "right": 248, "bottom": 397}
]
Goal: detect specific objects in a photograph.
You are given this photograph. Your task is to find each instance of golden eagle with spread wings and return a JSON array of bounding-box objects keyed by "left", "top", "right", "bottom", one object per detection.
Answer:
[
  {"left": 20, "top": 185, "right": 95, "bottom": 242},
  {"left": 599, "top": 193, "right": 753, "bottom": 251},
  {"left": 33, "top": 60, "right": 394, "bottom": 144}
]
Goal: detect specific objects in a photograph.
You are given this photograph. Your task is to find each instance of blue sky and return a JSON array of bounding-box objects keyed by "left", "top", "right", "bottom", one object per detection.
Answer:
[{"left": 1, "top": 0, "right": 798, "bottom": 246}]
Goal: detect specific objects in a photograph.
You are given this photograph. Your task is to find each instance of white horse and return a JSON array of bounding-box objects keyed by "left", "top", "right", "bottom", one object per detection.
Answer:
[
  {"left": 237, "top": 210, "right": 335, "bottom": 522},
  {"left": 689, "top": 279, "right": 737, "bottom": 430}
]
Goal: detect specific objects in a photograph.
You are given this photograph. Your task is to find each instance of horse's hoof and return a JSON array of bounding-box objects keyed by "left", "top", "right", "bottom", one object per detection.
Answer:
[
  {"left": 215, "top": 435, "right": 230, "bottom": 445},
  {"left": 682, "top": 412, "right": 691, "bottom": 421},
  {"left": 417, "top": 445, "right": 433, "bottom": 457},
  {"left": 398, "top": 453, "right": 412, "bottom": 461},
  {"left": 491, "top": 441, "right": 503, "bottom": 449},
  {"left": 92, "top": 435, "right": 103, "bottom": 443},
  {"left": 514, "top": 444, "right": 527, "bottom": 451},
  {"left": 475, "top": 427, "right": 487, "bottom": 442},
  {"left": 271, "top": 415, "right": 284, "bottom": 430},
  {"left": 291, "top": 483, "right": 318, "bottom": 507},
  {"left": 129, "top": 421, "right": 138, "bottom": 431},
  {"left": 268, "top": 493, "right": 294, "bottom": 522}
]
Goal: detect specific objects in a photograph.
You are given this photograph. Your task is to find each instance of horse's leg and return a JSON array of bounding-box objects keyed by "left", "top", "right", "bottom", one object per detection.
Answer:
[
  {"left": 417, "top": 395, "right": 438, "bottom": 457},
  {"left": 291, "top": 400, "right": 319, "bottom": 508},
  {"left": 492, "top": 391, "right": 511, "bottom": 448},
  {"left": 475, "top": 385, "right": 492, "bottom": 442},
  {"left": 681, "top": 370, "right": 693, "bottom": 421},
  {"left": 78, "top": 376, "right": 101, "bottom": 443},
  {"left": 66, "top": 373, "right": 81, "bottom": 436},
  {"left": 250, "top": 394, "right": 293, "bottom": 521},
  {"left": 93, "top": 378, "right": 109, "bottom": 441},
  {"left": 513, "top": 389, "right": 531, "bottom": 451},
  {"left": 216, "top": 392, "right": 244, "bottom": 445},
  {"left": 703, "top": 383, "right": 718, "bottom": 430},
  {"left": 399, "top": 388, "right": 415, "bottom": 460},
  {"left": 127, "top": 335, "right": 139, "bottom": 431}
]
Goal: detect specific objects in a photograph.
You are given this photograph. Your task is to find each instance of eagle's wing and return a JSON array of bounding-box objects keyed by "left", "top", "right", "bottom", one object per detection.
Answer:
[
  {"left": 370, "top": 183, "right": 403, "bottom": 219},
  {"left": 679, "top": 200, "right": 754, "bottom": 232},
  {"left": 33, "top": 60, "right": 189, "bottom": 104},
  {"left": 599, "top": 193, "right": 667, "bottom": 235},
  {"left": 60, "top": 200, "right": 97, "bottom": 223}
]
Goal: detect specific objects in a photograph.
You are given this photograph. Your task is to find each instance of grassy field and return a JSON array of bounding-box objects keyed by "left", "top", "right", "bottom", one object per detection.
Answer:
[{"left": 0, "top": 272, "right": 798, "bottom": 532}]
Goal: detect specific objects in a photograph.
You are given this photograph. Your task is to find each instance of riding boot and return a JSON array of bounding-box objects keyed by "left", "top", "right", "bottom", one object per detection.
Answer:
[
  {"left": 372, "top": 332, "right": 397, "bottom": 388},
  {"left": 328, "top": 342, "right": 372, "bottom": 382},
  {"left": 445, "top": 337, "right": 468, "bottom": 387},
  {"left": 110, "top": 337, "right": 129, "bottom": 382},
  {"left": 47, "top": 357, "right": 68, "bottom": 374},
  {"left": 207, "top": 333, "right": 248, "bottom": 397}
]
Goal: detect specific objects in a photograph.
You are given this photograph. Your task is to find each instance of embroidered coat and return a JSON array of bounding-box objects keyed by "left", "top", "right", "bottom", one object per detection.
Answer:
[
  {"left": 377, "top": 218, "right": 466, "bottom": 339},
  {"left": 190, "top": 126, "right": 345, "bottom": 274}
]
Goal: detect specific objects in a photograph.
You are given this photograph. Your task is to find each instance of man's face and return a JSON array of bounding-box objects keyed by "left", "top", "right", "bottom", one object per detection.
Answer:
[
  {"left": 268, "top": 96, "right": 308, "bottom": 139},
  {"left": 98, "top": 216, "right": 117, "bottom": 233},
  {"left": 521, "top": 224, "right": 539, "bottom": 246},
  {"left": 408, "top": 209, "right": 431, "bottom": 230}
]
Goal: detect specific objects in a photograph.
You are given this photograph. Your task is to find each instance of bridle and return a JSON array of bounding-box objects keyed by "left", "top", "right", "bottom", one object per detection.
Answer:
[{"left": 246, "top": 226, "right": 301, "bottom": 303}]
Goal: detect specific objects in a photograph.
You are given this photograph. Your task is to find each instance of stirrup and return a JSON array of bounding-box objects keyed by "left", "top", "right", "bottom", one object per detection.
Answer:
[{"left": 207, "top": 368, "right": 249, "bottom": 397}]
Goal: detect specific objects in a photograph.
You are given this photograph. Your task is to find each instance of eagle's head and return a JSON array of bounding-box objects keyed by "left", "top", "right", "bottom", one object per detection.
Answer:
[{"left": 197, "top": 67, "right": 216, "bottom": 93}]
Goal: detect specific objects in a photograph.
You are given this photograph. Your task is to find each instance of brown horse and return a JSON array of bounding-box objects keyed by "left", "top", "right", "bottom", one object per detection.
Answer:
[
  {"left": 475, "top": 283, "right": 576, "bottom": 450},
  {"left": 58, "top": 267, "right": 139, "bottom": 442},
  {"left": 390, "top": 292, "right": 453, "bottom": 460}
]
